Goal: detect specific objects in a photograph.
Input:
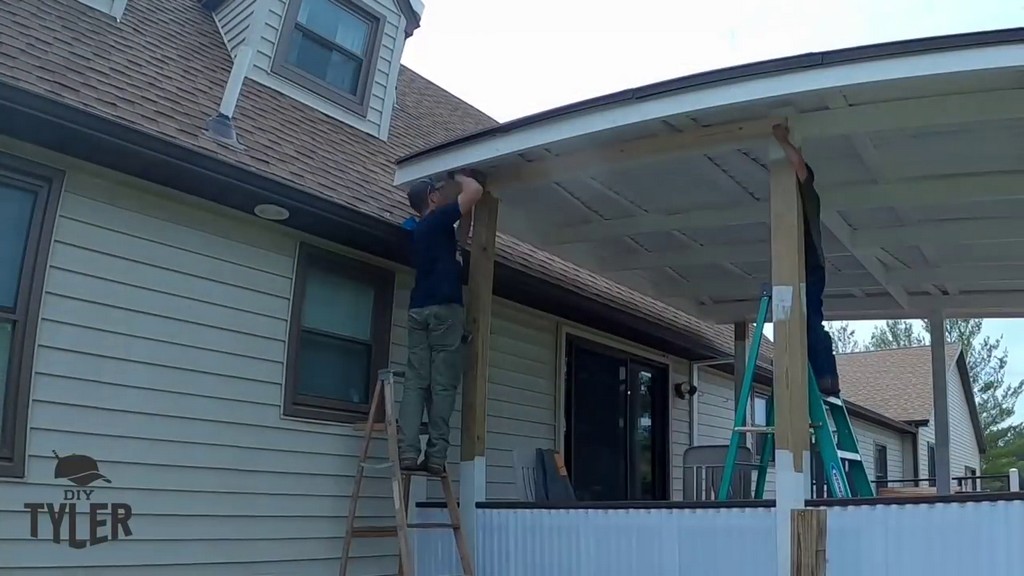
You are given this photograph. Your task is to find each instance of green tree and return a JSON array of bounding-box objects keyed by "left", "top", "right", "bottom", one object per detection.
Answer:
[
  {"left": 866, "top": 319, "right": 925, "bottom": 349},
  {"left": 828, "top": 321, "right": 861, "bottom": 354}
]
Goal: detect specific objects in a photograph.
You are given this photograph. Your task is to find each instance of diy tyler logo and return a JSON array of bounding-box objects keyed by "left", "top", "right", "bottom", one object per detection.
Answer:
[{"left": 23, "top": 451, "right": 134, "bottom": 549}]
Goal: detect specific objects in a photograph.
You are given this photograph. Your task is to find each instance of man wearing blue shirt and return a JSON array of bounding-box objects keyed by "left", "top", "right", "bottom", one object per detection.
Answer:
[{"left": 398, "top": 171, "right": 484, "bottom": 475}]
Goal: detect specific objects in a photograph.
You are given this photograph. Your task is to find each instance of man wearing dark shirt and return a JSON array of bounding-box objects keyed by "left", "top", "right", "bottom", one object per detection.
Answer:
[
  {"left": 398, "top": 171, "right": 484, "bottom": 475},
  {"left": 772, "top": 124, "right": 841, "bottom": 396}
]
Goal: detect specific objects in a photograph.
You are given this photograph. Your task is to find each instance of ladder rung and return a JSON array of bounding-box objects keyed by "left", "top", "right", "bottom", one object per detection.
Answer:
[
  {"left": 353, "top": 422, "right": 430, "bottom": 435},
  {"left": 837, "top": 450, "right": 861, "bottom": 461},
  {"left": 349, "top": 526, "right": 400, "bottom": 538},
  {"left": 822, "top": 395, "right": 844, "bottom": 406},
  {"left": 409, "top": 522, "right": 457, "bottom": 529},
  {"left": 350, "top": 522, "right": 456, "bottom": 538},
  {"left": 735, "top": 426, "right": 774, "bottom": 433}
]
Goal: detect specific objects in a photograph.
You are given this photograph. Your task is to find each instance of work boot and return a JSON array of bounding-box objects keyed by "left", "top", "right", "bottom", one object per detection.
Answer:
[
  {"left": 422, "top": 459, "right": 446, "bottom": 477},
  {"left": 400, "top": 457, "right": 423, "bottom": 472},
  {"left": 818, "top": 375, "right": 841, "bottom": 396}
]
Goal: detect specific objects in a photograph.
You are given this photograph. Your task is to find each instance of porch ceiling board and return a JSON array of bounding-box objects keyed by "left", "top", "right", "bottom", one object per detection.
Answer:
[{"left": 396, "top": 30, "right": 1024, "bottom": 324}]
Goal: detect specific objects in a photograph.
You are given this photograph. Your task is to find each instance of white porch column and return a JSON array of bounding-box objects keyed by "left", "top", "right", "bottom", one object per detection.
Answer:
[
  {"left": 929, "top": 312, "right": 952, "bottom": 495},
  {"left": 768, "top": 136, "right": 812, "bottom": 576}
]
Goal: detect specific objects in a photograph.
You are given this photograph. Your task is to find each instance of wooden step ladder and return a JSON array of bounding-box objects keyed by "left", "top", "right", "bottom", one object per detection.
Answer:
[{"left": 340, "top": 368, "right": 475, "bottom": 576}]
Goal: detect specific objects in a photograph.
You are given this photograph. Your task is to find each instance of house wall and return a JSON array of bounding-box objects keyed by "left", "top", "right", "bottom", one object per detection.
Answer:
[
  {"left": 0, "top": 141, "right": 703, "bottom": 574},
  {"left": 947, "top": 364, "right": 983, "bottom": 480},
  {"left": 212, "top": 0, "right": 406, "bottom": 138},
  {"left": 915, "top": 363, "right": 982, "bottom": 486}
]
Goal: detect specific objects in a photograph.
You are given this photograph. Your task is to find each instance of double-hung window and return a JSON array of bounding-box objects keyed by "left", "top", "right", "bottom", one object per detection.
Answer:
[
  {"left": 284, "top": 244, "right": 394, "bottom": 423},
  {"left": 0, "top": 152, "right": 62, "bottom": 478}
]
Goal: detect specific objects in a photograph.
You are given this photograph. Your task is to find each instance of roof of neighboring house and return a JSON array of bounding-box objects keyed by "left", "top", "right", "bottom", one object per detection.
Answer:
[
  {"left": 836, "top": 345, "right": 986, "bottom": 453},
  {"left": 0, "top": 0, "right": 771, "bottom": 370}
]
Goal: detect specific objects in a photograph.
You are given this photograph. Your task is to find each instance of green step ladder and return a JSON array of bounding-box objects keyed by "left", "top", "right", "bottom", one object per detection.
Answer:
[{"left": 717, "top": 286, "right": 875, "bottom": 501}]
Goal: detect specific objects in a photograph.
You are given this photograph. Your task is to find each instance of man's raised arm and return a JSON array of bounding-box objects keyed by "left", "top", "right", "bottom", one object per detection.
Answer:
[{"left": 772, "top": 123, "right": 810, "bottom": 183}]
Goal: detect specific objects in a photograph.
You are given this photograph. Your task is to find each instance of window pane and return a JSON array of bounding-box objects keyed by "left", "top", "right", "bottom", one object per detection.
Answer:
[
  {"left": 0, "top": 320, "right": 11, "bottom": 435},
  {"left": 753, "top": 396, "right": 767, "bottom": 425},
  {"left": 301, "top": 263, "right": 375, "bottom": 340},
  {"left": 298, "top": 0, "right": 370, "bottom": 55},
  {"left": 296, "top": 330, "right": 371, "bottom": 404},
  {"left": 287, "top": 30, "right": 363, "bottom": 95},
  {"left": 0, "top": 182, "right": 37, "bottom": 309}
]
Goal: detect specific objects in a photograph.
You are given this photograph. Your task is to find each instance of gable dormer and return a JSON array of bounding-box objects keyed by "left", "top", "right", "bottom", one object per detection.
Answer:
[
  {"left": 77, "top": 0, "right": 129, "bottom": 20},
  {"left": 203, "top": 0, "right": 423, "bottom": 140}
]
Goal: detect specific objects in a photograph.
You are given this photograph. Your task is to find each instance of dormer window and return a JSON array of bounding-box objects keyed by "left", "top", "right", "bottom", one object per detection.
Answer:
[{"left": 272, "top": 0, "right": 383, "bottom": 115}]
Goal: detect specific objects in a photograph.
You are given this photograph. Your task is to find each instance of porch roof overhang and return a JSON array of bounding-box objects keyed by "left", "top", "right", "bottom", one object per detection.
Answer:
[{"left": 395, "top": 28, "right": 1024, "bottom": 324}]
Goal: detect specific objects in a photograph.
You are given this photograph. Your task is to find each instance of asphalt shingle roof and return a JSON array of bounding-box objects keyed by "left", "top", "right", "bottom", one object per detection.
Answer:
[
  {"left": 0, "top": 0, "right": 760, "bottom": 363},
  {"left": 836, "top": 344, "right": 961, "bottom": 422}
]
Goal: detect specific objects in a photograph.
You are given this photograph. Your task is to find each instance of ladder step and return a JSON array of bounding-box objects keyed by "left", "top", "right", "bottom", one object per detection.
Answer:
[
  {"left": 837, "top": 450, "right": 862, "bottom": 461},
  {"left": 735, "top": 426, "right": 774, "bottom": 433},
  {"left": 350, "top": 523, "right": 456, "bottom": 538},
  {"left": 822, "top": 395, "right": 844, "bottom": 406},
  {"left": 353, "top": 422, "right": 430, "bottom": 435}
]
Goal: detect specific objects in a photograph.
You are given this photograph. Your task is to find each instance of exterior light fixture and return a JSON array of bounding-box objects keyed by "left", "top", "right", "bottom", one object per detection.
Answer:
[{"left": 254, "top": 203, "right": 290, "bottom": 221}]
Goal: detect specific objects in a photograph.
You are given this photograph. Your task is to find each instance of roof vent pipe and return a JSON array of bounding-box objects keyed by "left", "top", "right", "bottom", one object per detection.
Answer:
[{"left": 204, "top": 45, "right": 254, "bottom": 147}]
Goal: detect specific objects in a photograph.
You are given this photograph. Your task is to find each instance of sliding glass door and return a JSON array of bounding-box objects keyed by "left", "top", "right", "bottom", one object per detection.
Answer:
[{"left": 564, "top": 336, "right": 669, "bottom": 501}]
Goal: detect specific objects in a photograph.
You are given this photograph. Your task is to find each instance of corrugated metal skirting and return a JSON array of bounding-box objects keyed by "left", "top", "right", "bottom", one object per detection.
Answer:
[
  {"left": 416, "top": 499, "right": 1024, "bottom": 576},
  {"left": 414, "top": 506, "right": 776, "bottom": 576},
  {"left": 826, "top": 499, "right": 1024, "bottom": 576}
]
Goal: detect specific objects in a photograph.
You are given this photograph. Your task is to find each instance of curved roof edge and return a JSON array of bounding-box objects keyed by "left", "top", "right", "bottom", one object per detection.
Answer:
[{"left": 398, "top": 26, "right": 1024, "bottom": 164}]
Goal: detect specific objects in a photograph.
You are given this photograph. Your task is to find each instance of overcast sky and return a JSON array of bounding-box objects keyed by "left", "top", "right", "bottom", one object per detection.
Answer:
[{"left": 401, "top": 1, "right": 1024, "bottom": 420}]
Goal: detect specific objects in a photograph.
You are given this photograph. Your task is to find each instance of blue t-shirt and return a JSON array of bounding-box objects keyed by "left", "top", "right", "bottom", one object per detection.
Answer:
[{"left": 409, "top": 202, "right": 463, "bottom": 310}]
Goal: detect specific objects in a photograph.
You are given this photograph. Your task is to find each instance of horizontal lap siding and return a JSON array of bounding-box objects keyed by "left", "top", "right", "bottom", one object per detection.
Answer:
[
  {"left": 670, "top": 358, "right": 691, "bottom": 500},
  {"left": 854, "top": 419, "right": 905, "bottom": 488},
  {"left": 696, "top": 369, "right": 736, "bottom": 446},
  {"left": 947, "top": 369, "right": 982, "bottom": 479},
  {"left": 0, "top": 173, "right": 402, "bottom": 575}
]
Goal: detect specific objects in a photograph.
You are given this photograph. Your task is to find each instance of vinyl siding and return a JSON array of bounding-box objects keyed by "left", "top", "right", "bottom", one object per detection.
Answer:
[
  {"left": 213, "top": 0, "right": 405, "bottom": 139},
  {"left": 919, "top": 422, "right": 936, "bottom": 481},
  {"left": 0, "top": 159, "right": 550, "bottom": 574},
  {"left": 856, "top": 420, "right": 905, "bottom": 488},
  {"left": 947, "top": 366, "right": 982, "bottom": 481},
  {"left": 0, "top": 132, "right": 615, "bottom": 569},
  {"left": 914, "top": 364, "right": 982, "bottom": 488},
  {"left": 695, "top": 369, "right": 736, "bottom": 445},
  {"left": 670, "top": 358, "right": 691, "bottom": 501}
]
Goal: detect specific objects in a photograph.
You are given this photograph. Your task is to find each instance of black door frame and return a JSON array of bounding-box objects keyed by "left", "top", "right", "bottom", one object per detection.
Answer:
[{"left": 563, "top": 333, "right": 672, "bottom": 500}]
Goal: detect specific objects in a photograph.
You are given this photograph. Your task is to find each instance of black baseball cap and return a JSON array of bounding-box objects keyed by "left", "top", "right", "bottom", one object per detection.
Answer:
[{"left": 407, "top": 179, "right": 437, "bottom": 213}]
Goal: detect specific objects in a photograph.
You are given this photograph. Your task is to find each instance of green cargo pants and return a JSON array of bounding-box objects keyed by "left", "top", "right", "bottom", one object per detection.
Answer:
[{"left": 398, "top": 303, "right": 465, "bottom": 465}]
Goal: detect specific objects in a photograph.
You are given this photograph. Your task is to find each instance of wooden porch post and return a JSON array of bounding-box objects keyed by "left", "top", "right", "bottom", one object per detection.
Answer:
[
  {"left": 768, "top": 141, "right": 815, "bottom": 575},
  {"left": 459, "top": 189, "right": 499, "bottom": 556},
  {"left": 929, "top": 311, "right": 952, "bottom": 495}
]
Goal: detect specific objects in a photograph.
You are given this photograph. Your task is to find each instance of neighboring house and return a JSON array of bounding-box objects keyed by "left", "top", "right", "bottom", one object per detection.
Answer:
[
  {"left": 836, "top": 345, "right": 986, "bottom": 489},
  {"left": 0, "top": 1, "right": 983, "bottom": 574}
]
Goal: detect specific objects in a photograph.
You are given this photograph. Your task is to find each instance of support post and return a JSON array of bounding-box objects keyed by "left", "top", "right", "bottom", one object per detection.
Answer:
[
  {"left": 791, "top": 509, "right": 827, "bottom": 576},
  {"left": 1009, "top": 468, "right": 1020, "bottom": 492},
  {"left": 459, "top": 190, "right": 499, "bottom": 558},
  {"left": 734, "top": 322, "right": 748, "bottom": 444},
  {"left": 769, "top": 148, "right": 811, "bottom": 575},
  {"left": 929, "top": 312, "right": 952, "bottom": 495}
]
